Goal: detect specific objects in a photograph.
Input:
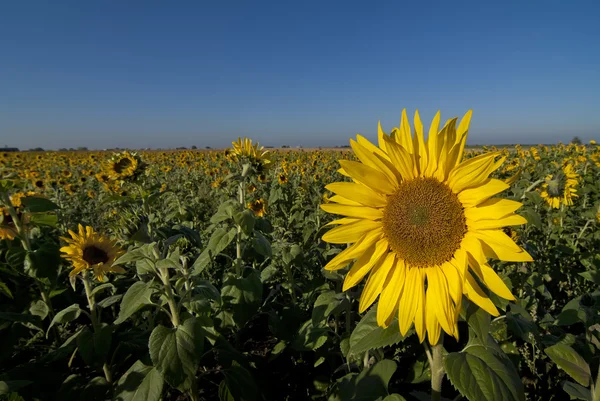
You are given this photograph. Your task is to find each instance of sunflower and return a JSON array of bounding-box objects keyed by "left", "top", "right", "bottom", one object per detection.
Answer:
[
  {"left": 248, "top": 198, "right": 267, "bottom": 217},
  {"left": 540, "top": 164, "right": 578, "bottom": 209},
  {"left": 320, "top": 109, "right": 532, "bottom": 345},
  {"left": 106, "top": 151, "right": 145, "bottom": 181},
  {"left": 278, "top": 173, "right": 288, "bottom": 185},
  {"left": 230, "top": 137, "right": 272, "bottom": 170},
  {"left": 60, "top": 225, "right": 125, "bottom": 282},
  {"left": 0, "top": 209, "right": 17, "bottom": 240}
]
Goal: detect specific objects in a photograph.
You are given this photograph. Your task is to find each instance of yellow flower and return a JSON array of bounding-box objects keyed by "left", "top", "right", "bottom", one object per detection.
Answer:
[
  {"left": 248, "top": 198, "right": 267, "bottom": 217},
  {"left": 106, "top": 151, "right": 145, "bottom": 181},
  {"left": 320, "top": 109, "right": 532, "bottom": 345},
  {"left": 278, "top": 173, "right": 288, "bottom": 185},
  {"left": 539, "top": 164, "right": 578, "bottom": 209},
  {"left": 230, "top": 137, "right": 272, "bottom": 170},
  {"left": 60, "top": 225, "right": 125, "bottom": 282}
]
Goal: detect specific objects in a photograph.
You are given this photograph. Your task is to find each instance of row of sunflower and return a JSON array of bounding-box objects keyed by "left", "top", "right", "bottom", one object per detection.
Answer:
[{"left": 1, "top": 114, "right": 600, "bottom": 401}]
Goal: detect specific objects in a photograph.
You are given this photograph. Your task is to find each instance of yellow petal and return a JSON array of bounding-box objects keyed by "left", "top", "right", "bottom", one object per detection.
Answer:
[
  {"left": 339, "top": 160, "right": 396, "bottom": 195},
  {"left": 464, "top": 198, "right": 523, "bottom": 221},
  {"left": 383, "top": 137, "right": 416, "bottom": 180},
  {"left": 343, "top": 238, "right": 389, "bottom": 290},
  {"left": 426, "top": 268, "right": 454, "bottom": 337},
  {"left": 478, "top": 263, "right": 515, "bottom": 301},
  {"left": 325, "top": 182, "right": 388, "bottom": 208},
  {"left": 328, "top": 195, "right": 362, "bottom": 206},
  {"left": 474, "top": 230, "right": 533, "bottom": 262},
  {"left": 323, "top": 229, "right": 382, "bottom": 270},
  {"left": 398, "top": 109, "right": 414, "bottom": 153},
  {"left": 320, "top": 203, "right": 383, "bottom": 220},
  {"left": 425, "top": 111, "right": 441, "bottom": 176},
  {"left": 425, "top": 287, "right": 442, "bottom": 345},
  {"left": 351, "top": 139, "right": 399, "bottom": 186},
  {"left": 413, "top": 110, "right": 428, "bottom": 174},
  {"left": 322, "top": 219, "right": 382, "bottom": 244},
  {"left": 359, "top": 253, "right": 396, "bottom": 313},
  {"left": 468, "top": 214, "right": 528, "bottom": 230},
  {"left": 377, "top": 258, "right": 406, "bottom": 327},
  {"left": 457, "top": 179, "right": 509, "bottom": 207},
  {"left": 464, "top": 272, "right": 499, "bottom": 316},
  {"left": 398, "top": 267, "right": 420, "bottom": 336}
]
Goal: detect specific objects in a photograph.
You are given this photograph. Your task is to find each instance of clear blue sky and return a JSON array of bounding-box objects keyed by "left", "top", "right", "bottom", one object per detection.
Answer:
[{"left": 1, "top": 1, "right": 599, "bottom": 150}]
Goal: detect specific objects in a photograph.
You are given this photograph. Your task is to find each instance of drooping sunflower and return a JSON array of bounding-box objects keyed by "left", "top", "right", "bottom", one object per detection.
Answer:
[
  {"left": 60, "top": 225, "right": 125, "bottom": 282},
  {"left": 248, "top": 198, "right": 267, "bottom": 217},
  {"left": 320, "top": 109, "right": 532, "bottom": 345},
  {"left": 540, "top": 163, "right": 578, "bottom": 209},
  {"left": 0, "top": 208, "right": 17, "bottom": 241}
]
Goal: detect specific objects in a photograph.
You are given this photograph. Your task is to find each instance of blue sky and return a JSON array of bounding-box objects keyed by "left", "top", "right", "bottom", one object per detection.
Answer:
[{"left": 1, "top": 1, "right": 599, "bottom": 150}]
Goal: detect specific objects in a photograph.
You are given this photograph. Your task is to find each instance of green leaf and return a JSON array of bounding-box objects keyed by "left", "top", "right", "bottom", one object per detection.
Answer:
[
  {"left": 578, "top": 271, "right": 600, "bottom": 285},
  {"left": 234, "top": 210, "right": 255, "bottom": 236},
  {"left": 562, "top": 381, "right": 592, "bottom": 401},
  {"left": 312, "top": 290, "right": 344, "bottom": 326},
  {"left": 29, "top": 212, "right": 59, "bottom": 227},
  {"left": 115, "top": 281, "right": 155, "bottom": 325},
  {"left": 544, "top": 344, "right": 592, "bottom": 386},
  {"left": 381, "top": 396, "right": 407, "bottom": 401},
  {"left": 0, "top": 280, "right": 13, "bottom": 299},
  {"left": 291, "top": 320, "right": 329, "bottom": 351},
  {"left": 195, "top": 279, "right": 221, "bottom": 302},
  {"left": 218, "top": 381, "right": 235, "bottom": 401},
  {"left": 114, "top": 360, "right": 164, "bottom": 401},
  {"left": 252, "top": 232, "right": 271, "bottom": 257},
  {"left": 24, "top": 245, "right": 61, "bottom": 281},
  {"left": 192, "top": 227, "right": 237, "bottom": 275},
  {"left": 349, "top": 305, "right": 407, "bottom": 356},
  {"left": 223, "top": 363, "right": 257, "bottom": 401},
  {"left": 149, "top": 318, "right": 204, "bottom": 390},
  {"left": 91, "top": 283, "right": 115, "bottom": 297},
  {"left": 444, "top": 345, "right": 525, "bottom": 401},
  {"left": 29, "top": 299, "right": 49, "bottom": 320},
  {"left": 337, "top": 359, "right": 397, "bottom": 401},
  {"left": 464, "top": 302, "right": 491, "bottom": 341},
  {"left": 221, "top": 270, "right": 263, "bottom": 327},
  {"left": 47, "top": 304, "right": 82, "bottom": 336},
  {"left": 76, "top": 324, "right": 113, "bottom": 365},
  {"left": 114, "top": 244, "right": 156, "bottom": 265},
  {"left": 21, "top": 196, "right": 59, "bottom": 212},
  {"left": 0, "top": 380, "right": 33, "bottom": 396}
]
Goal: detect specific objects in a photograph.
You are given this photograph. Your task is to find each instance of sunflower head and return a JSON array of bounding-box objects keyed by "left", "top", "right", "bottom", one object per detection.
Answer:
[
  {"left": 230, "top": 137, "right": 272, "bottom": 172},
  {"left": 105, "top": 151, "right": 146, "bottom": 182},
  {"left": 247, "top": 198, "right": 267, "bottom": 217},
  {"left": 60, "top": 225, "right": 125, "bottom": 282},
  {"left": 320, "top": 109, "right": 532, "bottom": 345}
]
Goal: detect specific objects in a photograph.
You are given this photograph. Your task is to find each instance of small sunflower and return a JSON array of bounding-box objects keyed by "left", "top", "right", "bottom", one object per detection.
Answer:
[
  {"left": 321, "top": 109, "right": 532, "bottom": 344},
  {"left": 230, "top": 137, "right": 272, "bottom": 171},
  {"left": 248, "top": 198, "right": 267, "bottom": 217},
  {"left": 0, "top": 209, "right": 17, "bottom": 241},
  {"left": 540, "top": 164, "right": 578, "bottom": 209},
  {"left": 278, "top": 173, "right": 288, "bottom": 185},
  {"left": 60, "top": 225, "right": 125, "bottom": 282},
  {"left": 106, "top": 151, "right": 145, "bottom": 181}
]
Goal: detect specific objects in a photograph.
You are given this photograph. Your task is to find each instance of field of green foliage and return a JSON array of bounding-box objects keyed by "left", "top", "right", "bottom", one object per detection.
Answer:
[{"left": 1, "top": 135, "right": 599, "bottom": 401}]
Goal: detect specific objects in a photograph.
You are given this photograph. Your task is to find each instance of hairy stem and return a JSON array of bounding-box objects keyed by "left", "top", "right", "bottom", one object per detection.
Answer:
[{"left": 430, "top": 340, "right": 445, "bottom": 401}]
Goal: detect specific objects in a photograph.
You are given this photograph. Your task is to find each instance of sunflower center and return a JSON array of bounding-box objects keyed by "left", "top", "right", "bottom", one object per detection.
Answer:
[
  {"left": 382, "top": 177, "right": 467, "bottom": 268},
  {"left": 547, "top": 175, "right": 566, "bottom": 197},
  {"left": 83, "top": 245, "right": 109, "bottom": 265},
  {"left": 114, "top": 158, "right": 132, "bottom": 174}
]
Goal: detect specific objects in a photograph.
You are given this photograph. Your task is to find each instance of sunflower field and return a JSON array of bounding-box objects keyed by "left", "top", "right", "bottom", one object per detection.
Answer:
[{"left": 1, "top": 111, "right": 600, "bottom": 401}]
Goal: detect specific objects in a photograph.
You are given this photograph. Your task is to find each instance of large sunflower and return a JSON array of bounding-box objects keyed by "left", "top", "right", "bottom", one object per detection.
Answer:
[
  {"left": 320, "top": 110, "right": 532, "bottom": 345},
  {"left": 60, "top": 225, "right": 125, "bottom": 282},
  {"left": 105, "top": 151, "right": 145, "bottom": 181}
]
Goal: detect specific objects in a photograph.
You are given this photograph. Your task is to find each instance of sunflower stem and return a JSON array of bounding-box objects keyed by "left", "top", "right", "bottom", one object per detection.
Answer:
[
  {"left": 430, "top": 340, "right": 445, "bottom": 401},
  {"left": 160, "top": 267, "right": 180, "bottom": 327},
  {"left": 81, "top": 271, "right": 113, "bottom": 383},
  {"left": 235, "top": 180, "right": 246, "bottom": 276}
]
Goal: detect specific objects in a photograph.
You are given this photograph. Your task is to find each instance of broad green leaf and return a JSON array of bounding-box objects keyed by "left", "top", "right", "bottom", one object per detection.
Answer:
[
  {"left": 291, "top": 320, "right": 329, "bottom": 351},
  {"left": 223, "top": 363, "right": 257, "bottom": 401},
  {"left": 234, "top": 210, "right": 255, "bottom": 236},
  {"left": 464, "top": 302, "right": 491, "bottom": 341},
  {"left": 349, "top": 305, "right": 407, "bottom": 356},
  {"left": 192, "top": 227, "right": 237, "bottom": 275},
  {"left": 149, "top": 318, "right": 204, "bottom": 390},
  {"left": 48, "top": 304, "right": 82, "bottom": 336},
  {"left": 218, "top": 380, "right": 235, "bottom": 401},
  {"left": 76, "top": 324, "right": 113, "bottom": 365},
  {"left": 114, "top": 360, "right": 164, "bottom": 401},
  {"left": 578, "top": 271, "right": 600, "bottom": 285},
  {"left": 312, "top": 290, "right": 344, "bottom": 327},
  {"left": 337, "top": 359, "right": 397, "bottom": 401},
  {"left": 115, "top": 281, "right": 155, "bottom": 325},
  {"left": 444, "top": 345, "right": 525, "bottom": 401},
  {"left": 21, "top": 196, "right": 59, "bottom": 212},
  {"left": 221, "top": 270, "right": 263, "bottom": 327},
  {"left": 29, "top": 212, "right": 59, "bottom": 226},
  {"left": 544, "top": 344, "right": 591, "bottom": 386},
  {"left": 252, "top": 232, "right": 271, "bottom": 257},
  {"left": 562, "top": 381, "right": 592, "bottom": 401},
  {"left": 91, "top": 283, "right": 115, "bottom": 297},
  {"left": 29, "top": 299, "right": 49, "bottom": 320}
]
